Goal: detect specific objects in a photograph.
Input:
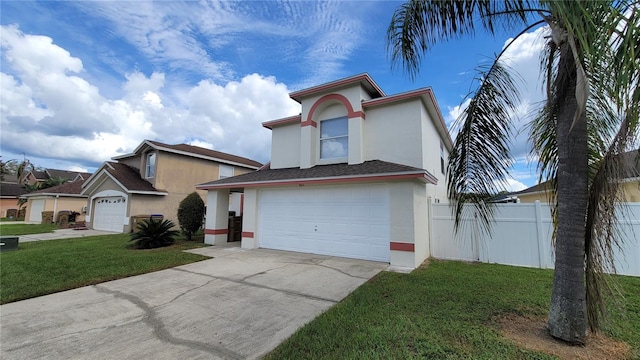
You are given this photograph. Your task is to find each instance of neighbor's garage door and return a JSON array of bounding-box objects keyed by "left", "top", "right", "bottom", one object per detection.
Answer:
[
  {"left": 29, "top": 199, "right": 45, "bottom": 222},
  {"left": 258, "top": 185, "right": 390, "bottom": 262},
  {"left": 92, "top": 197, "right": 126, "bottom": 232}
]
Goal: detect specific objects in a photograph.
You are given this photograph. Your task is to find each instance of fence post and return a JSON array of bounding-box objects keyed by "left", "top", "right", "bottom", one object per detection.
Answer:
[{"left": 534, "top": 200, "right": 546, "bottom": 268}]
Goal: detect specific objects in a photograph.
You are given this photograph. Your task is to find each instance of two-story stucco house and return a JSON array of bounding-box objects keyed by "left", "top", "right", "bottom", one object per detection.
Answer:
[
  {"left": 81, "top": 140, "right": 262, "bottom": 233},
  {"left": 197, "top": 74, "right": 453, "bottom": 270}
]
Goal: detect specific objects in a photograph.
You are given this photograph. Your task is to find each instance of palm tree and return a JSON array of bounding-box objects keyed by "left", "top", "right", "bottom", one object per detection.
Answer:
[
  {"left": 129, "top": 218, "right": 179, "bottom": 249},
  {"left": 388, "top": 0, "right": 639, "bottom": 344}
]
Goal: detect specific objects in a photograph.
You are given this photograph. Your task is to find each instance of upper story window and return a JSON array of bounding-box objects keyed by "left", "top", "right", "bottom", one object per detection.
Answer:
[
  {"left": 219, "top": 164, "right": 233, "bottom": 179},
  {"left": 320, "top": 116, "right": 348, "bottom": 160},
  {"left": 145, "top": 153, "right": 156, "bottom": 178}
]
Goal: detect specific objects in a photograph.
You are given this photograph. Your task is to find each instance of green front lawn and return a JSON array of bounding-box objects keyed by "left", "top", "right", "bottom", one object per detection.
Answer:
[
  {"left": 0, "top": 234, "right": 209, "bottom": 304},
  {"left": 0, "top": 223, "right": 59, "bottom": 236},
  {"left": 267, "top": 261, "right": 640, "bottom": 359}
]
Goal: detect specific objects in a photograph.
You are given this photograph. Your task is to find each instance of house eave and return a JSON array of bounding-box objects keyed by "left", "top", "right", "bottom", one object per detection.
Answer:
[
  {"left": 197, "top": 171, "right": 436, "bottom": 190},
  {"left": 112, "top": 140, "right": 260, "bottom": 169}
]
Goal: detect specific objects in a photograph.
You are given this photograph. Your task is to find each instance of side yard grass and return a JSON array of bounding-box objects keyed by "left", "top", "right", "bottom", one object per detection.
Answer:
[
  {"left": 266, "top": 260, "right": 640, "bottom": 360},
  {"left": 0, "top": 234, "right": 209, "bottom": 304},
  {"left": 0, "top": 223, "right": 59, "bottom": 236}
]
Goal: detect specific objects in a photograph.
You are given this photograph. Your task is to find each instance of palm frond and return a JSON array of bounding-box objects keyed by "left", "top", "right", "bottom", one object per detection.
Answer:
[
  {"left": 447, "top": 59, "right": 522, "bottom": 232},
  {"left": 387, "top": 0, "right": 533, "bottom": 79}
]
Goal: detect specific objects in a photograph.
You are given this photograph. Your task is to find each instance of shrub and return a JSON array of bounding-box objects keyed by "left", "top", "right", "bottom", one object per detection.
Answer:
[
  {"left": 177, "top": 192, "right": 205, "bottom": 241},
  {"left": 129, "top": 218, "right": 179, "bottom": 249}
]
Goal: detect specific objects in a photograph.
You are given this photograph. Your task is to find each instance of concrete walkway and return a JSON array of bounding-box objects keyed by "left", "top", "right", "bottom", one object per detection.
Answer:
[
  {"left": 0, "top": 246, "right": 387, "bottom": 359},
  {"left": 18, "top": 228, "right": 118, "bottom": 242}
]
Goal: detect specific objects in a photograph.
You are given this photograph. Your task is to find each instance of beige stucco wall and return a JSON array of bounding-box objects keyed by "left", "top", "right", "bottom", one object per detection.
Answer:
[
  {"left": 24, "top": 196, "right": 87, "bottom": 223},
  {"left": 517, "top": 181, "right": 639, "bottom": 203},
  {"left": 364, "top": 99, "right": 423, "bottom": 169},
  {"left": 271, "top": 122, "right": 302, "bottom": 169},
  {"left": 518, "top": 192, "right": 550, "bottom": 203},
  {"left": 1, "top": 198, "right": 20, "bottom": 218},
  {"left": 154, "top": 152, "right": 228, "bottom": 197},
  {"left": 622, "top": 181, "right": 640, "bottom": 202}
]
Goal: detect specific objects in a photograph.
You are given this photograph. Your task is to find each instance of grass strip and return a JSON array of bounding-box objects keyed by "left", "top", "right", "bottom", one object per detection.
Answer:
[
  {"left": 266, "top": 260, "right": 640, "bottom": 359},
  {"left": 0, "top": 234, "right": 208, "bottom": 304}
]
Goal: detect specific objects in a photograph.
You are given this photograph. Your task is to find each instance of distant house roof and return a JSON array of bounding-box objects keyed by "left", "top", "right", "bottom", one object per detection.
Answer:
[
  {"left": 26, "top": 169, "right": 92, "bottom": 183},
  {"left": 197, "top": 160, "right": 438, "bottom": 190},
  {"left": 1, "top": 174, "right": 19, "bottom": 184},
  {"left": 1, "top": 182, "right": 29, "bottom": 198},
  {"left": 22, "top": 179, "right": 87, "bottom": 198},
  {"left": 31, "top": 170, "right": 48, "bottom": 180},
  {"left": 512, "top": 149, "right": 639, "bottom": 196},
  {"left": 81, "top": 162, "right": 167, "bottom": 196},
  {"left": 112, "top": 140, "right": 262, "bottom": 169}
]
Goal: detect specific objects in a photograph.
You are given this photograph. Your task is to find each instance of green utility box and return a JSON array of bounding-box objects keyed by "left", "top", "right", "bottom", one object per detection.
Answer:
[{"left": 0, "top": 236, "right": 19, "bottom": 252}]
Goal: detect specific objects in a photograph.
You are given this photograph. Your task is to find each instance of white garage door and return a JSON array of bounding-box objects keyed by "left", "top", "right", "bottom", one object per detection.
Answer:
[
  {"left": 93, "top": 197, "right": 127, "bottom": 232},
  {"left": 258, "top": 185, "right": 390, "bottom": 262},
  {"left": 29, "top": 199, "right": 45, "bottom": 222}
]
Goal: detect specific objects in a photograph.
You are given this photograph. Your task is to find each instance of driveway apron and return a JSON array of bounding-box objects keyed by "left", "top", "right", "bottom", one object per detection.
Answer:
[{"left": 0, "top": 246, "right": 387, "bottom": 359}]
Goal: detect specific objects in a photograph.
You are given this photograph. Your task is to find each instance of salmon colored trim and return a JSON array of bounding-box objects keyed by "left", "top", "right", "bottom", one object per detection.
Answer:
[
  {"left": 241, "top": 231, "right": 254, "bottom": 238},
  {"left": 350, "top": 110, "right": 366, "bottom": 119},
  {"left": 301, "top": 119, "right": 318, "bottom": 128},
  {"left": 362, "top": 88, "right": 431, "bottom": 108},
  {"left": 197, "top": 172, "right": 437, "bottom": 190},
  {"left": 205, "top": 229, "right": 228, "bottom": 235},
  {"left": 390, "top": 242, "right": 415, "bottom": 252},
  {"left": 289, "top": 73, "right": 385, "bottom": 101},
  {"left": 303, "top": 93, "right": 364, "bottom": 128},
  {"left": 262, "top": 115, "right": 301, "bottom": 129}
]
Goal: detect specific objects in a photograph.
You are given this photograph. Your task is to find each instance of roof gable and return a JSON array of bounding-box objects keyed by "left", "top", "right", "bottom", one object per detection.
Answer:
[
  {"left": 111, "top": 140, "right": 262, "bottom": 169},
  {"left": 81, "top": 162, "right": 166, "bottom": 196},
  {"left": 289, "top": 73, "right": 385, "bottom": 103}
]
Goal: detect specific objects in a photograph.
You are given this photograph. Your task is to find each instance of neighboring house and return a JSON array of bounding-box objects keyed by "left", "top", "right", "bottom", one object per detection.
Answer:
[
  {"left": 197, "top": 73, "right": 453, "bottom": 270},
  {"left": 21, "top": 180, "right": 88, "bottom": 223},
  {"left": 513, "top": 149, "right": 640, "bottom": 203},
  {"left": 81, "top": 140, "right": 262, "bottom": 233},
  {"left": 0, "top": 175, "right": 28, "bottom": 218},
  {"left": 23, "top": 168, "right": 92, "bottom": 186}
]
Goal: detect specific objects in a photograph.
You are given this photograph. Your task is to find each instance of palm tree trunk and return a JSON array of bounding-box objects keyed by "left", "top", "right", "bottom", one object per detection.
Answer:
[{"left": 547, "top": 43, "right": 589, "bottom": 344}]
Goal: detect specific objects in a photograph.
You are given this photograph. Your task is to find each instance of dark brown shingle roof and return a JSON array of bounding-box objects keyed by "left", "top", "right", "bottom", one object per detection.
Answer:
[
  {"left": 145, "top": 140, "right": 263, "bottom": 168},
  {"left": 0, "top": 182, "right": 29, "bottom": 197},
  {"left": 197, "top": 160, "right": 437, "bottom": 189},
  {"left": 105, "top": 162, "right": 161, "bottom": 192},
  {"left": 25, "top": 179, "right": 87, "bottom": 196}
]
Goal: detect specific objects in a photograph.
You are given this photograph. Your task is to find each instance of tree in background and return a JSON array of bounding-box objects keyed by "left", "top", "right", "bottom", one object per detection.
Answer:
[
  {"left": 388, "top": 0, "right": 639, "bottom": 344},
  {"left": 177, "top": 192, "right": 205, "bottom": 241},
  {"left": 0, "top": 158, "right": 35, "bottom": 183}
]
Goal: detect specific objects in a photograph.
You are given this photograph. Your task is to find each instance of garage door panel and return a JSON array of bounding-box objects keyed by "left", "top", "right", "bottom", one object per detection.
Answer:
[
  {"left": 258, "top": 185, "right": 390, "bottom": 262},
  {"left": 93, "top": 197, "right": 126, "bottom": 232}
]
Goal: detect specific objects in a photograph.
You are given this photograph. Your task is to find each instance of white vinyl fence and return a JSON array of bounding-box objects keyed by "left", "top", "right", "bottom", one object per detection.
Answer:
[{"left": 430, "top": 201, "right": 640, "bottom": 276}]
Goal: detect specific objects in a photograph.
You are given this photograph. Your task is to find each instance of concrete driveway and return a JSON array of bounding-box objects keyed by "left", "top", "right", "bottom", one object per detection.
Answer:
[{"left": 0, "top": 246, "right": 387, "bottom": 359}]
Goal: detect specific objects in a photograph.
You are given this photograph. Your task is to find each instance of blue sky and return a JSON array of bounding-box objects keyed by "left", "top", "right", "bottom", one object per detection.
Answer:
[{"left": 0, "top": 1, "right": 548, "bottom": 190}]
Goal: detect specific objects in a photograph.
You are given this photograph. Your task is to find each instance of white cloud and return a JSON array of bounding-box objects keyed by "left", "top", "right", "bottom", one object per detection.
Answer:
[{"left": 1, "top": 25, "right": 300, "bottom": 170}]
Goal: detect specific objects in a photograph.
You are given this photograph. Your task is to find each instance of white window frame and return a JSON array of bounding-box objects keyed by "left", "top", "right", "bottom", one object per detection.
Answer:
[
  {"left": 219, "top": 164, "right": 234, "bottom": 179},
  {"left": 145, "top": 153, "right": 156, "bottom": 179},
  {"left": 319, "top": 116, "right": 348, "bottom": 163}
]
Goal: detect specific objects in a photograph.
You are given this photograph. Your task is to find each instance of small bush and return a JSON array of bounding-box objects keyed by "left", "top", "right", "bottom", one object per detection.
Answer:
[
  {"left": 177, "top": 192, "right": 205, "bottom": 241},
  {"left": 129, "top": 219, "right": 179, "bottom": 249}
]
